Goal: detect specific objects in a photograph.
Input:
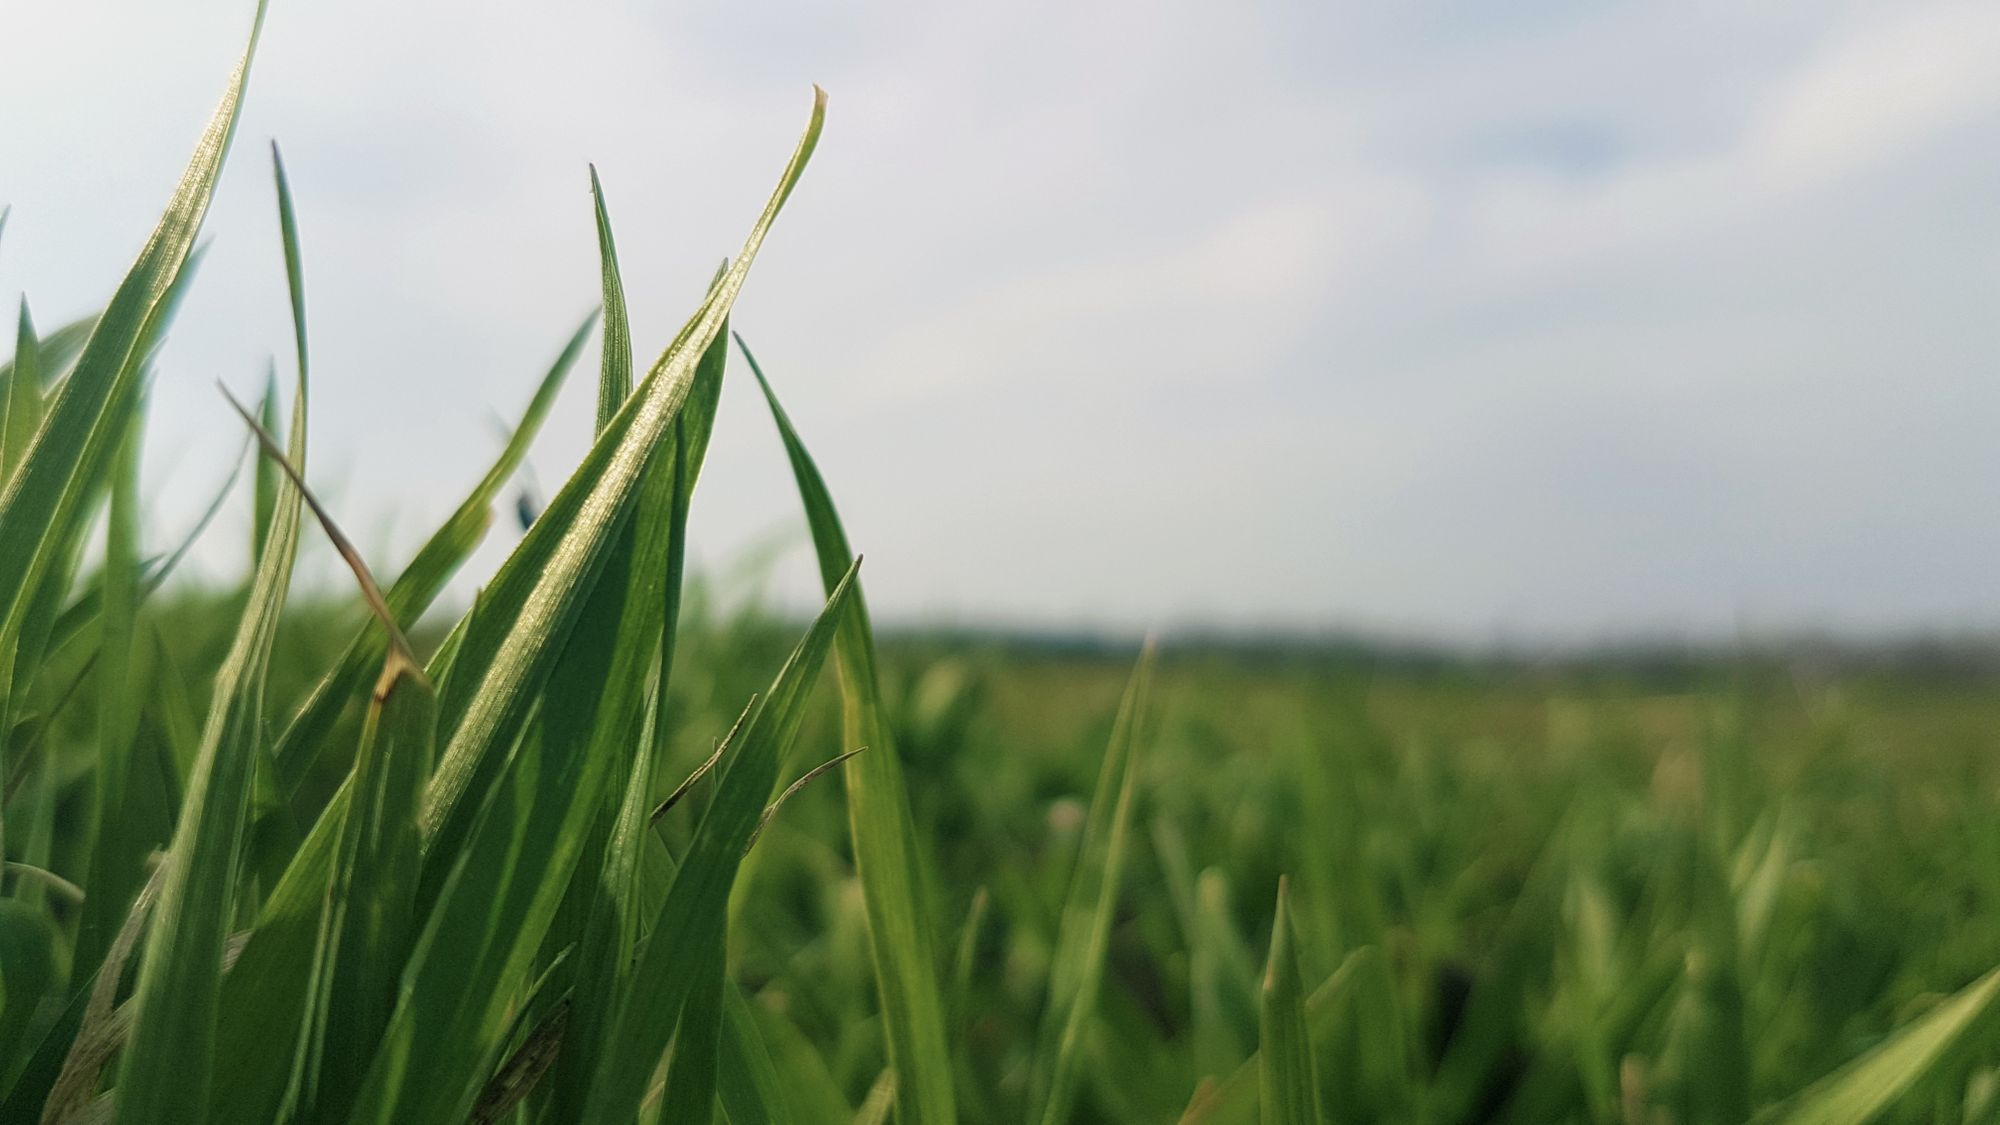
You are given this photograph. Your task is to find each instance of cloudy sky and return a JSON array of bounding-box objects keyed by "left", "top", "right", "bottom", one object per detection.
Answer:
[{"left": 4, "top": 1, "right": 1998, "bottom": 641}]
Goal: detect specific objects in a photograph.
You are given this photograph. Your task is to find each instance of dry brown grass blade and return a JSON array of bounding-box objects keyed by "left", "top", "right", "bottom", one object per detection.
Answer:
[
  {"left": 650, "top": 694, "right": 758, "bottom": 824},
  {"left": 221, "top": 385, "right": 422, "bottom": 692},
  {"left": 42, "top": 861, "right": 166, "bottom": 1125}
]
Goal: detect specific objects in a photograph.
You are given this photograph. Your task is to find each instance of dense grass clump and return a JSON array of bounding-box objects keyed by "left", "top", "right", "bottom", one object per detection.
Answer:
[{"left": 6, "top": 6, "right": 2000, "bottom": 1123}]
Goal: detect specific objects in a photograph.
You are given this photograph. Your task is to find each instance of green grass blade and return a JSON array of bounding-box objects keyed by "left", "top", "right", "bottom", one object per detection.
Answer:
[
  {"left": 75, "top": 412, "right": 145, "bottom": 973},
  {"left": 219, "top": 400, "right": 437, "bottom": 1121},
  {"left": 339, "top": 96, "right": 826, "bottom": 1124},
  {"left": 0, "top": 2, "right": 264, "bottom": 661},
  {"left": 204, "top": 784, "right": 349, "bottom": 1122},
  {"left": 580, "top": 561, "right": 859, "bottom": 1124},
  {"left": 0, "top": 901, "right": 58, "bottom": 1091},
  {"left": 589, "top": 165, "right": 632, "bottom": 433},
  {"left": 717, "top": 986, "right": 797, "bottom": 1125},
  {"left": 419, "top": 86, "right": 824, "bottom": 864},
  {"left": 1767, "top": 965, "right": 2000, "bottom": 1125},
  {"left": 1257, "top": 877, "right": 1320, "bottom": 1125},
  {"left": 251, "top": 363, "right": 279, "bottom": 562},
  {"left": 0, "top": 312, "right": 96, "bottom": 393},
  {"left": 1179, "top": 948, "right": 1382, "bottom": 1124},
  {"left": 296, "top": 663, "right": 433, "bottom": 1120},
  {"left": 3, "top": 301, "right": 44, "bottom": 482},
  {"left": 854, "top": 1071, "right": 897, "bottom": 1125},
  {"left": 1032, "top": 642, "right": 1155, "bottom": 1125},
  {"left": 549, "top": 315, "right": 730, "bottom": 1121},
  {"left": 739, "top": 334, "right": 959, "bottom": 1125},
  {"left": 659, "top": 941, "right": 728, "bottom": 1124},
  {"left": 110, "top": 64, "right": 298, "bottom": 1117},
  {"left": 266, "top": 311, "right": 593, "bottom": 800},
  {"left": 746, "top": 998, "right": 852, "bottom": 1122}
]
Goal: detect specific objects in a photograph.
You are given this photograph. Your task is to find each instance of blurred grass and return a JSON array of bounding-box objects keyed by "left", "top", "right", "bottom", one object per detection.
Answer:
[{"left": 19, "top": 553, "right": 2000, "bottom": 1121}]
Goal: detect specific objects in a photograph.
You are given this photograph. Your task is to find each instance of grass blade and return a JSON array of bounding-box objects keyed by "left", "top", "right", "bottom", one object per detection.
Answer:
[
  {"left": 581, "top": 561, "right": 860, "bottom": 1123},
  {"left": 338, "top": 92, "right": 826, "bottom": 1125},
  {"left": 266, "top": 311, "right": 593, "bottom": 800},
  {"left": 1258, "top": 877, "right": 1320, "bottom": 1125},
  {"left": 1032, "top": 641, "right": 1155, "bottom": 1125},
  {"left": 110, "top": 65, "right": 298, "bottom": 1118},
  {"left": 223, "top": 391, "right": 434, "bottom": 1121},
  {"left": 420, "top": 86, "right": 824, "bottom": 867},
  {"left": 0, "top": 2, "right": 263, "bottom": 664},
  {"left": 0, "top": 312, "right": 97, "bottom": 402},
  {"left": 3, "top": 301, "right": 44, "bottom": 482},
  {"left": 75, "top": 411, "right": 145, "bottom": 973},
  {"left": 1767, "top": 965, "right": 2000, "bottom": 1125},
  {"left": 589, "top": 165, "right": 631, "bottom": 433},
  {"left": 549, "top": 295, "right": 731, "bottom": 1121},
  {"left": 739, "top": 334, "right": 959, "bottom": 1125}
]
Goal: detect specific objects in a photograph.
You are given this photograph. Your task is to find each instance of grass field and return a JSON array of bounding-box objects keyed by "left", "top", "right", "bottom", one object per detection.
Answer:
[{"left": 6, "top": 7, "right": 2000, "bottom": 1123}]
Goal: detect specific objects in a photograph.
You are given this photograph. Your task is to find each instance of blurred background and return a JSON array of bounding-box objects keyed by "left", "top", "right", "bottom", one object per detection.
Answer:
[{"left": 6, "top": 0, "right": 1998, "bottom": 646}]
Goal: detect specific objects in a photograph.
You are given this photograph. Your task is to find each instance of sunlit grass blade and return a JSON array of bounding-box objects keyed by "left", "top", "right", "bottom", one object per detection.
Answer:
[
  {"left": 111, "top": 71, "right": 299, "bottom": 1119},
  {"left": 1258, "top": 877, "right": 1320, "bottom": 1125},
  {"left": 0, "top": 1, "right": 264, "bottom": 666},
  {"left": 267, "top": 310, "right": 592, "bottom": 800},
  {"left": 337, "top": 93, "right": 826, "bottom": 1125},
  {"left": 420, "top": 86, "right": 824, "bottom": 867},
  {"left": 0, "top": 312, "right": 96, "bottom": 400},
  {"left": 854, "top": 1070, "right": 897, "bottom": 1125},
  {"left": 589, "top": 165, "right": 632, "bottom": 432},
  {"left": 1765, "top": 964, "right": 2000, "bottom": 1125},
  {"left": 739, "top": 333, "right": 959, "bottom": 1125},
  {"left": 549, "top": 296, "right": 730, "bottom": 1122},
  {"left": 580, "top": 561, "right": 859, "bottom": 1123},
  {"left": 1031, "top": 641, "right": 1155, "bottom": 1125}
]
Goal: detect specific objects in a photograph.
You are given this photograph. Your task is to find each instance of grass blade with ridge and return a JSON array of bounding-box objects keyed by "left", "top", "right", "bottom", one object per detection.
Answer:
[
  {"left": 589, "top": 165, "right": 632, "bottom": 432},
  {"left": 337, "top": 92, "right": 826, "bottom": 1125},
  {"left": 75, "top": 413, "right": 145, "bottom": 974},
  {"left": 251, "top": 364, "right": 280, "bottom": 562},
  {"left": 1179, "top": 947, "right": 1387, "bottom": 1124},
  {"left": 739, "top": 334, "right": 959, "bottom": 1125},
  {"left": 420, "top": 85, "right": 821, "bottom": 859},
  {"left": 0, "top": 1, "right": 264, "bottom": 659},
  {"left": 0, "top": 312, "right": 97, "bottom": 403},
  {"left": 718, "top": 986, "right": 797, "bottom": 1125},
  {"left": 115, "top": 264, "right": 301, "bottom": 1125},
  {"left": 548, "top": 265, "right": 732, "bottom": 1122},
  {"left": 1031, "top": 641, "right": 1154, "bottom": 1125},
  {"left": 1258, "top": 877, "right": 1321, "bottom": 1125},
  {"left": 580, "top": 561, "right": 859, "bottom": 1123},
  {"left": 222, "top": 392, "right": 436, "bottom": 1121},
  {"left": 1764, "top": 963, "right": 2000, "bottom": 1124},
  {"left": 266, "top": 311, "right": 593, "bottom": 800}
]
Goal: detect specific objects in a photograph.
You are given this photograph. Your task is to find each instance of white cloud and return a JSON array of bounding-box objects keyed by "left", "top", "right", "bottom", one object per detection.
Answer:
[{"left": 3, "top": 0, "right": 1998, "bottom": 639}]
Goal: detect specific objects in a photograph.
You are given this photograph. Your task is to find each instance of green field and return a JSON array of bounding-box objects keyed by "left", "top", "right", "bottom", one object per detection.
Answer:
[{"left": 6, "top": 9, "right": 2000, "bottom": 1123}]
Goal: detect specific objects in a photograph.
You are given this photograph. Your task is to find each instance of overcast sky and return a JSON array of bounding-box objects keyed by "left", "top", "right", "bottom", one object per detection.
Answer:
[{"left": 4, "top": 1, "right": 1999, "bottom": 641}]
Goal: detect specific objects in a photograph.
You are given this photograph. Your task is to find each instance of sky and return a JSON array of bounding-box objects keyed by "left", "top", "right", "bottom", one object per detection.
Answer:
[{"left": 3, "top": 0, "right": 1999, "bottom": 642}]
